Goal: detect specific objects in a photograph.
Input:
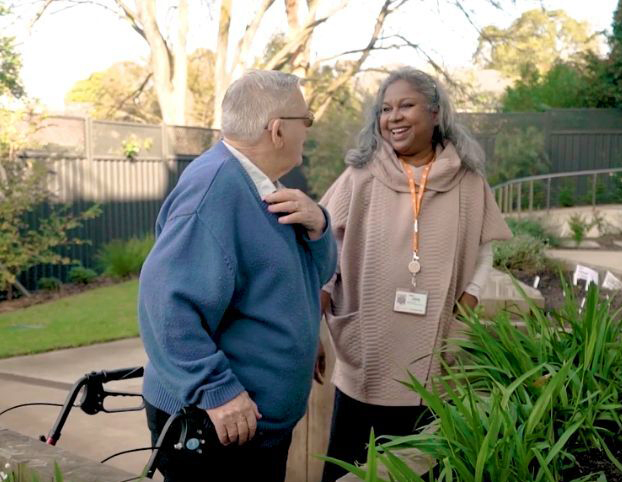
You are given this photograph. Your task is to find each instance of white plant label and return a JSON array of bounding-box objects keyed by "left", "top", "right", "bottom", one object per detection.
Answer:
[
  {"left": 573, "top": 264, "right": 599, "bottom": 288},
  {"left": 602, "top": 271, "right": 622, "bottom": 291}
]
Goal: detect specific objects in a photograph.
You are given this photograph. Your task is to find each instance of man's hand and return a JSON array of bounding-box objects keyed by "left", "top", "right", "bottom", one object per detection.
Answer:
[
  {"left": 205, "top": 391, "right": 262, "bottom": 446},
  {"left": 314, "top": 339, "right": 326, "bottom": 384},
  {"left": 263, "top": 189, "right": 326, "bottom": 240}
]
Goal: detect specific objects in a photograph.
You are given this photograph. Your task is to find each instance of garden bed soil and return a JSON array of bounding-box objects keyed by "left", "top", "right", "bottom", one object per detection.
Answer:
[
  {"left": 562, "top": 438, "right": 622, "bottom": 482},
  {"left": 512, "top": 269, "right": 622, "bottom": 313},
  {"left": 0, "top": 277, "right": 124, "bottom": 314}
]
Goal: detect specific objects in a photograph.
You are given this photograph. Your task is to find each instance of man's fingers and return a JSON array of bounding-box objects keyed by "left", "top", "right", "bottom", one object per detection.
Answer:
[
  {"left": 252, "top": 401, "right": 262, "bottom": 420},
  {"left": 246, "top": 412, "right": 258, "bottom": 440},
  {"left": 277, "top": 212, "right": 302, "bottom": 225},
  {"left": 263, "top": 188, "right": 300, "bottom": 203},
  {"left": 267, "top": 200, "right": 299, "bottom": 213},
  {"left": 226, "top": 421, "right": 239, "bottom": 445},
  {"left": 212, "top": 419, "right": 230, "bottom": 446},
  {"left": 236, "top": 418, "right": 250, "bottom": 445}
]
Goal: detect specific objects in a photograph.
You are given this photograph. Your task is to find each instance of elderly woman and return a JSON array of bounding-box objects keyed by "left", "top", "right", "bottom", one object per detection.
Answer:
[{"left": 318, "top": 67, "right": 512, "bottom": 481}]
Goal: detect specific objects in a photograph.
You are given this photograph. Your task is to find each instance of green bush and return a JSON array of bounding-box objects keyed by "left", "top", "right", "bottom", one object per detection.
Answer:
[
  {"left": 558, "top": 179, "right": 576, "bottom": 207},
  {"left": 493, "top": 235, "right": 556, "bottom": 274},
  {"left": 68, "top": 265, "right": 97, "bottom": 285},
  {"left": 37, "top": 276, "right": 61, "bottom": 292},
  {"left": 333, "top": 281, "right": 622, "bottom": 481},
  {"left": 97, "top": 235, "right": 154, "bottom": 278},
  {"left": 506, "top": 217, "right": 559, "bottom": 246},
  {"left": 567, "top": 213, "right": 591, "bottom": 245},
  {"left": 488, "top": 126, "right": 549, "bottom": 187}
]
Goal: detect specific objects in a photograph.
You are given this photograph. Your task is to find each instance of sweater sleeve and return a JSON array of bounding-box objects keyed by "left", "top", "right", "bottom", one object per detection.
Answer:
[
  {"left": 319, "top": 168, "right": 353, "bottom": 294},
  {"left": 302, "top": 205, "right": 338, "bottom": 286},
  {"left": 138, "top": 212, "right": 244, "bottom": 410},
  {"left": 463, "top": 241, "right": 493, "bottom": 301}
]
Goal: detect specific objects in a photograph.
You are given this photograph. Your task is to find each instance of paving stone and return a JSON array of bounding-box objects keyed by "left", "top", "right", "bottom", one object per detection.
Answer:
[
  {"left": 479, "top": 269, "right": 544, "bottom": 319},
  {"left": 559, "top": 239, "right": 601, "bottom": 248},
  {"left": 0, "top": 428, "right": 137, "bottom": 482}
]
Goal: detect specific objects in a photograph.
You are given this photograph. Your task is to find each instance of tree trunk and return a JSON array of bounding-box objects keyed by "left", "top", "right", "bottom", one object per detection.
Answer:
[
  {"left": 212, "top": 0, "right": 232, "bottom": 129},
  {"left": 133, "top": 0, "right": 187, "bottom": 125}
]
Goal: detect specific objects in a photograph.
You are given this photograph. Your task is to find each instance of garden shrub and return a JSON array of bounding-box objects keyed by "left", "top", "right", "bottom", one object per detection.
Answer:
[
  {"left": 37, "top": 276, "right": 61, "bottom": 292},
  {"left": 506, "top": 217, "right": 559, "bottom": 246},
  {"left": 332, "top": 281, "right": 622, "bottom": 481},
  {"left": 68, "top": 265, "right": 97, "bottom": 285},
  {"left": 558, "top": 178, "right": 576, "bottom": 207},
  {"left": 97, "top": 235, "right": 154, "bottom": 278},
  {"left": 493, "top": 235, "right": 556, "bottom": 274},
  {"left": 567, "top": 213, "right": 591, "bottom": 245}
]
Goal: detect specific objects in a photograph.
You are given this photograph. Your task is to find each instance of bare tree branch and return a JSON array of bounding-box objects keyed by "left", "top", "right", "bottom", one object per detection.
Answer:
[
  {"left": 310, "top": 0, "right": 409, "bottom": 119},
  {"left": 114, "top": 0, "right": 147, "bottom": 40},
  {"left": 262, "top": 0, "right": 348, "bottom": 71},
  {"left": 390, "top": 34, "right": 459, "bottom": 88},
  {"left": 230, "top": 0, "right": 275, "bottom": 73},
  {"left": 29, "top": 0, "right": 53, "bottom": 27},
  {"left": 105, "top": 72, "right": 153, "bottom": 119}
]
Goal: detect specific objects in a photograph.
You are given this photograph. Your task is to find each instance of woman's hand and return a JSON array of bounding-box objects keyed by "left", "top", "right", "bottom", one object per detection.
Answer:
[{"left": 457, "top": 292, "right": 478, "bottom": 312}]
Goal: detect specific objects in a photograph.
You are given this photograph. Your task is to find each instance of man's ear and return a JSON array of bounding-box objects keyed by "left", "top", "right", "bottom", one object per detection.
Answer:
[{"left": 270, "top": 119, "right": 285, "bottom": 148}]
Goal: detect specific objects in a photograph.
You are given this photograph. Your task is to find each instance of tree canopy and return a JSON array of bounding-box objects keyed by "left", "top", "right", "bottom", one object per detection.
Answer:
[
  {"left": 475, "top": 9, "right": 600, "bottom": 79},
  {"left": 0, "top": 1, "right": 24, "bottom": 98}
]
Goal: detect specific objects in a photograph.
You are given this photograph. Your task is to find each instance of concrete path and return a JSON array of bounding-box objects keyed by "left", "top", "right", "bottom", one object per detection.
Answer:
[
  {"left": 0, "top": 338, "right": 159, "bottom": 479},
  {"left": 548, "top": 249, "right": 622, "bottom": 278}
]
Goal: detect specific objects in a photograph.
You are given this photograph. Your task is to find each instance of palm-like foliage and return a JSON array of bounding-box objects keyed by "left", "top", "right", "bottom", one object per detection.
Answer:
[{"left": 328, "top": 277, "right": 622, "bottom": 481}]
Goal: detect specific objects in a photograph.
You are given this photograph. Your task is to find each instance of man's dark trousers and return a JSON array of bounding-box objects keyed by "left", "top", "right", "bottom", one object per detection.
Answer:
[{"left": 146, "top": 401, "right": 293, "bottom": 482}]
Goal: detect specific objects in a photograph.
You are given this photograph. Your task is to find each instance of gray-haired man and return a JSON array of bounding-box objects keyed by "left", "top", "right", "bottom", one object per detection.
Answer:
[{"left": 139, "top": 70, "right": 337, "bottom": 481}]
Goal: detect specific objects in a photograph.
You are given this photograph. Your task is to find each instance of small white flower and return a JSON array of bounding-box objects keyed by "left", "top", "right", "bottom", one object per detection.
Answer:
[
  {"left": 2, "top": 464, "right": 7, "bottom": 469},
  {"left": 0, "top": 470, "right": 7, "bottom": 480}
]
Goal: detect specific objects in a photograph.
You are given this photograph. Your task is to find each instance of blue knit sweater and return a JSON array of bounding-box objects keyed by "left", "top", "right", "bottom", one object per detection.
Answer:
[{"left": 138, "top": 141, "right": 337, "bottom": 431}]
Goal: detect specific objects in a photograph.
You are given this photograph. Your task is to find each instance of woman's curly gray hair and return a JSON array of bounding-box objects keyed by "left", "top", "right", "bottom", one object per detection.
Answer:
[{"left": 346, "top": 67, "right": 485, "bottom": 175}]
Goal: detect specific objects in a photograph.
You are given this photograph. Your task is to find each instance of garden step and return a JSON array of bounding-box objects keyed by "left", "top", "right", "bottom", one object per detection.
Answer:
[
  {"left": 547, "top": 249, "right": 622, "bottom": 279},
  {"left": 0, "top": 428, "right": 137, "bottom": 482},
  {"left": 559, "top": 239, "right": 601, "bottom": 248},
  {"left": 479, "top": 269, "right": 544, "bottom": 319}
]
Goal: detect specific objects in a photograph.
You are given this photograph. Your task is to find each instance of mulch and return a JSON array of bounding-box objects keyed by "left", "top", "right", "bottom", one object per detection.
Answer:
[
  {"left": 512, "top": 268, "right": 622, "bottom": 314},
  {"left": 0, "top": 277, "right": 123, "bottom": 314}
]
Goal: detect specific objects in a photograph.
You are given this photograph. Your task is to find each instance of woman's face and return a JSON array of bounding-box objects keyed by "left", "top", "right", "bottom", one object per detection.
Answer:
[{"left": 379, "top": 79, "right": 437, "bottom": 156}]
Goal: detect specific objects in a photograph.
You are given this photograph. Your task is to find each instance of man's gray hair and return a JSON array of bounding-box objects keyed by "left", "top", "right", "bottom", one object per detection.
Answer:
[
  {"left": 221, "top": 70, "right": 302, "bottom": 143},
  {"left": 346, "top": 67, "right": 485, "bottom": 175}
]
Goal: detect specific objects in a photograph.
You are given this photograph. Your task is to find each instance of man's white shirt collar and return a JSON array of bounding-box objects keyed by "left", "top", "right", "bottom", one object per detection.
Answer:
[{"left": 223, "top": 140, "right": 282, "bottom": 198}]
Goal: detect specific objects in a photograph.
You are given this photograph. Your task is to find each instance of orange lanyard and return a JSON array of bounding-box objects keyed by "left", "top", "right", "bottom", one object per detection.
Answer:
[{"left": 401, "top": 158, "right": 433, "bottom": 257}]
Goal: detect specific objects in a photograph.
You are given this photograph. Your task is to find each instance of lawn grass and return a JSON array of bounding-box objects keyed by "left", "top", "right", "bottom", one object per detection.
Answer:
[{"left": 0, "top": 280, "right": 139, "bottom": 358}]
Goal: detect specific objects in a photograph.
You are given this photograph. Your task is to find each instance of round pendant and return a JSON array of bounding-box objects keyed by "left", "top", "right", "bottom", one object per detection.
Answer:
[{"left": 408, "top": 260, "right": 421, "bottom": 274}]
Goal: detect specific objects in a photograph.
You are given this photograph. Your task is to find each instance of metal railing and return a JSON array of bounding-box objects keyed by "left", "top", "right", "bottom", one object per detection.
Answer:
[{"left": 492, "top": 167, "right": 622, "bottom": 214}]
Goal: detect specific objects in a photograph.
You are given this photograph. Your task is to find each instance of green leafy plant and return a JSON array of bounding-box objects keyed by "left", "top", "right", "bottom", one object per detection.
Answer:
[
  {"left": 506, "top": 217, "right": 559, "bottom": 246},
  {"left": 558, "top": 179, "right": 576, "bottom": 207},
  {"left": 0, "top": 108, "right": 101, "bottom": 297},
  {"left": 36, "top": 276, "right": 61, "bottom": 292},
  {"left": 68, "top": 265, "right": 97, "bottom": 285},
  {"left": 332, "top": 280, "right": 622, "bottom": 481},
  {"left": 567, "top": 213, "right": 591, "bottom": 245},
  {"left": 97, "top": 235, "right": 154, "bottom": 278},
  {"left": 488, "top": 126, "right": 549, "bottom": 187},
  {"left": 493, "top": 235, "right": 558, "bottom": 274},
  {"left": 121, "top": 135, "right": 153, "bottom": 161}
]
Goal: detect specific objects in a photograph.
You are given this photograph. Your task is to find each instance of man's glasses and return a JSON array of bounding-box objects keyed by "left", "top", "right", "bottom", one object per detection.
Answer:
[{"left": 267, "top": 112, "right": 314, "bottom": 129}]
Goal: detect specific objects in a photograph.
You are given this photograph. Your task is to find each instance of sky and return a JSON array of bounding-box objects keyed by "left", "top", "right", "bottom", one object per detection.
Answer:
[{"left": 4, "top": 0, "right": 619, "bottom": 112}]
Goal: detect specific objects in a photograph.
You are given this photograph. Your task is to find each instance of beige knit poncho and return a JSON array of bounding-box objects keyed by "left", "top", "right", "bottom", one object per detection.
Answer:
[{"left": 320, "top": 141, "right": 512, "bottom": 406}]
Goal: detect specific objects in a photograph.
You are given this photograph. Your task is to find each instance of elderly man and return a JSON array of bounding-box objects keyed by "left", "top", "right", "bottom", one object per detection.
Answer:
[{"left": 138, "top": 70, "right": 337, "bottom": 481}]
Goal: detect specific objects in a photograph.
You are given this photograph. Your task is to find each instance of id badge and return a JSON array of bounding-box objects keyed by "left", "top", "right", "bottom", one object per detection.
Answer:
[{"left": 394, "top": 289, "right": 428, "bottom": 315}]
